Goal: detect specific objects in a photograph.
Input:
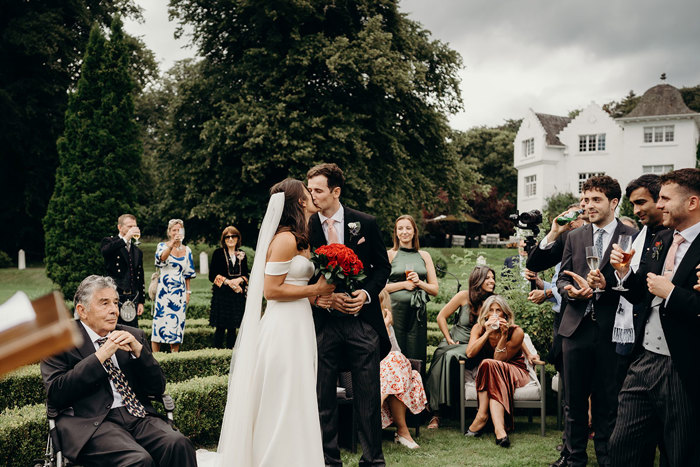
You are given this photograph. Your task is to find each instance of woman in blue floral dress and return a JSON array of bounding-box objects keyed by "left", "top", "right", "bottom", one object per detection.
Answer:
[{"left": 152, "top": 218, "right": 196, "bottom": 352}]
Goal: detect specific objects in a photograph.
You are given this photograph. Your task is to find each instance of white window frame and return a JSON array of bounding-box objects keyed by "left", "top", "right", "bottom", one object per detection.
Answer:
[
  {"left": 642, "top": 165, "right": 674, "bottom": 175},
  {"left": 522, "top": 138, "right": 534, "bottom": 157},
  {"left": 643, "top": 125, "right": 674, "bottom": 143},
  {"left": 578, "top": 134, "right": 606, "bottom": 152},
  {"left": 524, "top": 175, "right": 537, "bottom": 197},
  {"left": 578, "top": 172, "right": 605, "bottom": 194}
]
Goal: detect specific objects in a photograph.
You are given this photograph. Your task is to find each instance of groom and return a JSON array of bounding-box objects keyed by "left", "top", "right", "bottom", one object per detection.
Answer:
[{"left": 307, "top": 163, "right": 391, "bottom": 466}]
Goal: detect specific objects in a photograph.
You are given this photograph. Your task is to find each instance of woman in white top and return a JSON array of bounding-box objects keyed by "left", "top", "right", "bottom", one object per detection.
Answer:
[{"left": 197, "top": 178, "right": 334, "bottom": 466}]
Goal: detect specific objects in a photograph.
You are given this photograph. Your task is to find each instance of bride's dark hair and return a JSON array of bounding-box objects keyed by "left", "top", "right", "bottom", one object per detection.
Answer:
[{"left": 270, "top": 178, "right": 310, "bottom": 250}]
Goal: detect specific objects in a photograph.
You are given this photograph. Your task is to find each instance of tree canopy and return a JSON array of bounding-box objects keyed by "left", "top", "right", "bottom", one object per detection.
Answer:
[
  {"left": 43, "top": 18, "right": 141, "bottom": 297},
  {"left": 150, "top": 0, "right": 473, "bottom": 242}
]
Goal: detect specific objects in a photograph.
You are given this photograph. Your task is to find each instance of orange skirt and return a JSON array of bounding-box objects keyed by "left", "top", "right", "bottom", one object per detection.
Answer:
[{"left": 475, "top": 357, "right": 530, "bottom": 432}]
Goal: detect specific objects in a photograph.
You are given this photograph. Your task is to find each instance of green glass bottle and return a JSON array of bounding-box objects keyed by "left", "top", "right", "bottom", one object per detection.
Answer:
[{"left": 556, "top": 209, "right": 584, "bottom": 226}]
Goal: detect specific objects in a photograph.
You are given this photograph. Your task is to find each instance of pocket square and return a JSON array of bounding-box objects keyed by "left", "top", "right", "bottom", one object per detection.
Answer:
[{"left": 357, "top": 237, "right": 366, "bottom": 245}]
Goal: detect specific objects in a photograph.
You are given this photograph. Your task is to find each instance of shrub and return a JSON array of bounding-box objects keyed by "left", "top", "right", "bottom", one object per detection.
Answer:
[{"left": 0, "top": 250, "right": 12, "bottom": 268}]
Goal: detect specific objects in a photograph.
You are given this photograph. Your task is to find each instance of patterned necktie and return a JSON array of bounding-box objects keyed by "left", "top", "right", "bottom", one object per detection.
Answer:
[
  {"left": 662, "top": 233, "right": 685, "bottom": 279},
  {"left": 96, "top": 337, "right": 146, "bottom": 418},
  {"left": 585, "top": 229, "right": 605, "bottom": 317},
  {"left": 325, "top": 218, "right": 339, "bottom": 244}
]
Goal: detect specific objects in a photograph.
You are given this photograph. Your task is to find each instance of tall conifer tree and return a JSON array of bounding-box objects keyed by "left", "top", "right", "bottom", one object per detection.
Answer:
[{"left": 44, "top": 17, "right": 141, "bottom": 297}]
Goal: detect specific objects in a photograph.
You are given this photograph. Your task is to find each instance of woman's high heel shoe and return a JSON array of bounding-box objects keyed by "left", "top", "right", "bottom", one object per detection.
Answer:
[
  {"left": 394, "top": 433, "right": 420, "bottom": 449},
  {"left": 465, "top": 428, "right": 483, "bottom": 437},
  {"left": 495, "top": 435, "right": 510, "bottom": 448}
]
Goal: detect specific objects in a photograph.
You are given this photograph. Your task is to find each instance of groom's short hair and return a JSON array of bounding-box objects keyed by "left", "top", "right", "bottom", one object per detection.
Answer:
[{"left": 307, "top": 163, "right": 345, "bottom": 191}]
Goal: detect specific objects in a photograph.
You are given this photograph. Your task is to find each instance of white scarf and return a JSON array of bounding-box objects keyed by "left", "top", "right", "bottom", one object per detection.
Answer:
[{"left": 612, "top": 226, "right": 646, "bottom": 344}]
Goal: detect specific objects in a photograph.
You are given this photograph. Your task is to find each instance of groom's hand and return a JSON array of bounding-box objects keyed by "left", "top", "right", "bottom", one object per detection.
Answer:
[{"left": 345, "top": 290, "right": 368, "bottom": 314}]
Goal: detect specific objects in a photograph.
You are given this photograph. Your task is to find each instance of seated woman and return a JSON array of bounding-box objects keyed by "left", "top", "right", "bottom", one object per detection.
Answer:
[
  {"left": 424, "top": 265, "right": 495, "bottom": 429},
  {"left": 379, "top": 290, "right": 427, "bottom": 449},
  {"left": 465, "top": 295, "right": 530, "bottom": 447}
]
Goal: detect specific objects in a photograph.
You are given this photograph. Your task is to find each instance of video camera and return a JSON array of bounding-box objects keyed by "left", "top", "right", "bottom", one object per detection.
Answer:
[{"left": 508, "top": 210, "right": 543, "bottom": 291}]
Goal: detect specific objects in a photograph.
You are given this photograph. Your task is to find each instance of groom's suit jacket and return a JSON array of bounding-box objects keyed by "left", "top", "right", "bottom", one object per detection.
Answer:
[
  {"left": 620, "top": 228, "right": 700, "bottom": 395},
  {"left": 40, "top": 322, "right": 166, "bottom": 461},
  {"left": 309, "top": 207, "right": 392, "bottom": 359}
]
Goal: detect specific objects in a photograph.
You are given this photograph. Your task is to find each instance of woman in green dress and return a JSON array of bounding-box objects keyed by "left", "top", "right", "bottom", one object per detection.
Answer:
[
  {"left": 425, "top": 265, "right": 495, "bottom": 429},
  {"left": 385, "top": 215, "right": 439, "bottom": 367}
]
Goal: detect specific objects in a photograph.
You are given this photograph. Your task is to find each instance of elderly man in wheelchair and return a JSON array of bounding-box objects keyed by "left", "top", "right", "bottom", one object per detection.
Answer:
[{"left": 40, "top": 275, "right": 196, "bottom": 467}]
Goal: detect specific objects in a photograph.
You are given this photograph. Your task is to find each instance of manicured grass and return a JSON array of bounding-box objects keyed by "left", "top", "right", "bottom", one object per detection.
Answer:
[{"left": 0, "top": 268, "right": 56, "bottom": 302}]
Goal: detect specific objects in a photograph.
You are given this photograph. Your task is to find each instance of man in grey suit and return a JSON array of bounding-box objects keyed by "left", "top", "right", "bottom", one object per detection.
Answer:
[
  {"left": 554, "top": 176, "right": 636, "bottom": 467},
  {"left": 41, "top": 275, "right": 196, "bottom": 466},
  {"left": 608, "top": 168, "right": 700, "bottom": 466}
]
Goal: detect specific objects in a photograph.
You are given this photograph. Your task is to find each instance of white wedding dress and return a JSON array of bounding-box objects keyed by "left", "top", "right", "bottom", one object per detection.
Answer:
[{"left": 197, "top": 193, "right": 324, "bottom": 467}]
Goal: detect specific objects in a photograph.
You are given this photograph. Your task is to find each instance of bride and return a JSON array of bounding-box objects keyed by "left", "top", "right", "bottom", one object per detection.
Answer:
[{"left": 198, "top": 178, "right": 335, "bottom": 466}]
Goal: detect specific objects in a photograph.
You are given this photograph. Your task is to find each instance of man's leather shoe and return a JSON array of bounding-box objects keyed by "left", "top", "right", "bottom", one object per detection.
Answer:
[{"left": 549, "top": 454, "right": 568, "bottom": 467}]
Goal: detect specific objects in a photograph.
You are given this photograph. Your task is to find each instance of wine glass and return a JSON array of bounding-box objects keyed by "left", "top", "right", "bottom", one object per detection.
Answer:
[
  {"left": 490, "top": 310, "right": 500, "bottom": 330},
  {"left": 585, "top": 246, "right": 604, "bottom": 293},
  {"left": 132, "top": 227, "right": 141, "bottom": 246},
  {"left": 612, "top": 235, "right": 633, "bottom": 291},
  {"left": 178, "top": 227, "right": 186, "bottom": 243}
]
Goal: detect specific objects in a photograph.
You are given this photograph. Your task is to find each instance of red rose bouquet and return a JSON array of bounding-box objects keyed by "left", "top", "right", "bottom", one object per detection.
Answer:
[{"left": 311, "top": 244, "right": 366, "bottom": 292}]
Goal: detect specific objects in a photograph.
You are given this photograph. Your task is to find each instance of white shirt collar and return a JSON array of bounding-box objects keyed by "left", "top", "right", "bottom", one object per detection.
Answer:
[
  {"left": 80, "top": 320, "right": 107, "bottom": 344},
  {"left": 676, "top": 220, "right": 700, "bottom": 244},
  {"left": 318, "top": 204, "right": 344, "bottom": 225},
  {"left": 593, "top": 218, "right": 617, "bottom": 237}
]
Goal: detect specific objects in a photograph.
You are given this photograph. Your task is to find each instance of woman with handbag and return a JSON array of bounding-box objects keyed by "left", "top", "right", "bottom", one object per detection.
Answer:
[{"left": 209, "top": 226, "right": 249, "bottom": 348}]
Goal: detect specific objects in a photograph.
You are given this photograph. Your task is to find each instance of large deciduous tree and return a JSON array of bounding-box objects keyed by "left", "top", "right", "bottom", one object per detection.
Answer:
[
  {"left": 159, "top": 0, "right": 473, "bottom": 242},
  {"left": 43, "top": 18, "right": 141, "bottom": 297},
  {"left": 0, "top": 1, "right": 139, "bottom": 262}
]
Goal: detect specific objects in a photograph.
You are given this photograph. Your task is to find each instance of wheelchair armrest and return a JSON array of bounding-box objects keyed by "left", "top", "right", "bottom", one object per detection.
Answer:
[
  {"left": 407, "top": 358, "right": 423, "bottom": 375},
  {"left": 148, "top": 393, "right": 175, "bottom": 424}
]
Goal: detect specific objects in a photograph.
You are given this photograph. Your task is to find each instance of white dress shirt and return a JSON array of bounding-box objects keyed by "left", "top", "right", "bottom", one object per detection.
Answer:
[
  {"left": 80, "top": 321, "right": 125, "bottom": 409},
  {"left": 318, "top": 204, "right": 345, "bottom": 245}
]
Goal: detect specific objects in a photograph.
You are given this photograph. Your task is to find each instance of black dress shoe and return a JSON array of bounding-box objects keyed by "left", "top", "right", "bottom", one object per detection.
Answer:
[
  {"left": 495, "top": 435, "right": 510, "bottom": 448},
  {"left": 549, "top": 454, "right": 568, "bottom": 467}
]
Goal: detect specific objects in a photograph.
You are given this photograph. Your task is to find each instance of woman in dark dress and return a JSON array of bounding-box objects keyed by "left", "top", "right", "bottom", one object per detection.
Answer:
[
  {"left": 465, "top": 295, "right": 530, "bottom": 447},
  {"left": 209, "top": 226, "right": 249, "bottom": 348}
]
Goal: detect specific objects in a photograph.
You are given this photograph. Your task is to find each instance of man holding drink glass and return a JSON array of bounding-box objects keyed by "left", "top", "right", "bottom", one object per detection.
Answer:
[{"left": 100, "top": 213, "right": 145, "bottom": 327}]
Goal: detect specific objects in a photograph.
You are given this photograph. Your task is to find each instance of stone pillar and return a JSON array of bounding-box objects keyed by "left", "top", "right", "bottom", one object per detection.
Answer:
[
  {"left": 18, "top": 249, "right": 26, "bottom": 270},
  {"left": 199, "top": 251, "right": 209, "bottom": 275}
]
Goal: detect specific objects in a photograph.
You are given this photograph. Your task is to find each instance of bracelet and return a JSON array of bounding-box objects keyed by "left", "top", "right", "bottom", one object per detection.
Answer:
[
  {"left": 186, "top": 290, "right": 192, "bottom": 294},
  {"left": 495, "top": 347, "right": 507, "bottom": 353}
]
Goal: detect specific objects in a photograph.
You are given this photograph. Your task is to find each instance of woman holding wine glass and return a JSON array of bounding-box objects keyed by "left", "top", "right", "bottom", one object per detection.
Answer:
[
  {"left": 385, "top": 215, "right": 439, "bottom": 366},
  {"left": 152, "top": 218, "right": 196, "bottom": 353},
  {"left": 464, "top": 295, "right": 530, "bottom": 447}
]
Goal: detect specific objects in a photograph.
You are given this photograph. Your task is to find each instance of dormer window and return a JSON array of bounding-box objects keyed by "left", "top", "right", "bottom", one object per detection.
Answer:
[
  {"left": 522, "top": 138, "right": 534, "bottom": 157},
  {"left": 643, "top": 125, "right": 674, "bottom": 143},
  {"left": 579, "top": 134, "right": 606, "bottom": 152}
]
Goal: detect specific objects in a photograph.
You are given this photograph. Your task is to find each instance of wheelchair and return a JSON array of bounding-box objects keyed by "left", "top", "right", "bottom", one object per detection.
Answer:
[{"left": 35, "top": 394, "right": 175, "bottom": 467}]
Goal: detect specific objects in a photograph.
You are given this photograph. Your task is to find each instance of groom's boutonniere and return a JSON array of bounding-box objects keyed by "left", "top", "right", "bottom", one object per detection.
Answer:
[
  {"left": 651, "top": 241, "right": 663, "bottom": 261},
  {"left": 348, "top": 221, "right": 361, "bottom": 239}
]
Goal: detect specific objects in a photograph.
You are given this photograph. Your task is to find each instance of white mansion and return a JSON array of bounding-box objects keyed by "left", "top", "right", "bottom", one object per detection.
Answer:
[{"left": 514, "top": 83, "right": 700, "bottom": 213}]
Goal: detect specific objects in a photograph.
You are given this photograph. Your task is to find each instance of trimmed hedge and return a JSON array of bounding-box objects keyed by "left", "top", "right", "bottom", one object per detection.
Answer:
[
  {"left": 0, "top": 348, "right": 231, "bottom": 411},
  {"left": 0, "top": 375, "right": 229, "bottom": 467}
]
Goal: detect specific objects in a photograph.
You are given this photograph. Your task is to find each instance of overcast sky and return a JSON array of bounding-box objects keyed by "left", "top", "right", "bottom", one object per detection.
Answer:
[{"left": 124, "top": 0, "right": 700, "bottom": 130}]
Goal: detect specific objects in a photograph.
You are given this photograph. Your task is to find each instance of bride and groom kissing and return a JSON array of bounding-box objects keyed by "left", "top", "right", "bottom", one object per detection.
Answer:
[{"left": 197, "top": 163, "right": 391, "bottom": 466}]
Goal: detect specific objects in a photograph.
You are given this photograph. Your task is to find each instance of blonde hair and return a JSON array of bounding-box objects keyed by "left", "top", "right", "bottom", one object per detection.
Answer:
[
  {"left": 379, "top": 289, "right": 392, "bottom": 318},
  {"left": 167, "top": 218, "right": 184, "bottom": 238},
  {"left": 477, "top": 295, "right": 515, "bottom": 328}
]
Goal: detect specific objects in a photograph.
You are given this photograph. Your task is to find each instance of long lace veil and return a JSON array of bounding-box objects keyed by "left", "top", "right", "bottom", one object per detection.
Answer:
[{"left": 215, "top": 192, "right": 285, "bottom": 465}]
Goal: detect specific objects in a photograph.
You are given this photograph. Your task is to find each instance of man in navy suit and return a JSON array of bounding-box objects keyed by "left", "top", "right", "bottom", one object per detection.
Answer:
[
  {"left": 307, "top": 163, "right": 391, "bottom": 467},
  {"left": 608, "top": 168, "right": 700, "bottom": 466},
  {"left": 40, "top": 275, "right": 195, "bottom": 466}
]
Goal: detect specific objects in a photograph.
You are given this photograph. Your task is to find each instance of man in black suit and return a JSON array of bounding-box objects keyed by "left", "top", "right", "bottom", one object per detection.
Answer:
[
  {"left": 307, "top": 163, "right": 391, "bottom": 467},
  {"left": 608, "top": 168, "right": 700, "bottom": 466},
  {"left": 40, "top": 275, "right": 196, "bottom": 466},
  {"left": 556, "top": 176, "right": 637, "bottom": 467},
  {"left": 101, "top": 214, "right": 145, "bottom": 327}
]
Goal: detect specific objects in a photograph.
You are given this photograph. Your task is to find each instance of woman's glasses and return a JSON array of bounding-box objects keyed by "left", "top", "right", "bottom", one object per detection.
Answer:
[{"left": 224, "top": 235, "right": 238, "bottom": 240}]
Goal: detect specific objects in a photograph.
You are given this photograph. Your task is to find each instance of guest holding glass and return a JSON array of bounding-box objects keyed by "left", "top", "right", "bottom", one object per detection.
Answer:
[
  {"left": 465, "top": 295, "right": 530, "bottom": 447},
  {"left": 378, "top": 290, "right": 427, "bottom": 450},
  {"left": 209, "top": 226, "right": 249, "bottom": 349},
  {"left": 425, "top": 265, "right": 495, "bottom": 429},
  {"left": 385, "top": 215, "right": 439, "bottom": 366},
  {"left": 152, "top": 219, "right": 196, "bottom": 353}
]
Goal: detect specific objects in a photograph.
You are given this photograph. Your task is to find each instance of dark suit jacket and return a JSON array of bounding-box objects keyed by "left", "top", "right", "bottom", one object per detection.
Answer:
[
  {"left": 557, "top": 222, "right": 637, "bottom": 338},
  {"left": 101, "top": 236, "right": 145, "bottom": 304},
  {"left": 526, "top": 230, "right": 570, "bottom": 273},
  {"left": 309, "top": 207, "right": 392, "bottom": 359},
  {"left": 621, "top": 228, "right": 700, "bottom": 395},
  {"left": 40, "top": 323, "right": 166, "bottom": 461}
]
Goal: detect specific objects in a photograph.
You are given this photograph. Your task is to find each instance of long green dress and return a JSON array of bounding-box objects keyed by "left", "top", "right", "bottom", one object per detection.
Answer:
[
  {"left": 388, "top": 247, "right": 430, "bottom": 366},
  {"left": 425, "top": 304, "right": 474, "bottom": 411}
]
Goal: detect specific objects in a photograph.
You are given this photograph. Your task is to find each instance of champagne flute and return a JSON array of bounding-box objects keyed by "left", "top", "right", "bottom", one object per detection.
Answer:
[
  {"left": 132, "top": 227, "right": 141, "bottom": 246},
  {"left": 612, "top": 235, "right": 633, "bottom": 291},
  {"left": 179, "top": 227, "right": 185, "bottom": 243},
  {"left": 585, "top": 246, "right": 604, "bottom": 293}
]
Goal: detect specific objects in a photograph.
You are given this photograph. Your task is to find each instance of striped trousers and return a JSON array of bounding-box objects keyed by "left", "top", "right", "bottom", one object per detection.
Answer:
[{"left": 610, "top": 350, "right": 699, "bottom": 467}]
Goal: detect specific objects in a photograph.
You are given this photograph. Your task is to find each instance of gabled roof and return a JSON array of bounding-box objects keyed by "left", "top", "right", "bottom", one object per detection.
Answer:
[
  {"left": 534, "top": 113, "right": 571, "bottom": 146},
  {"left": 624, "top": 84, "right": 695, "bottom": 118}
]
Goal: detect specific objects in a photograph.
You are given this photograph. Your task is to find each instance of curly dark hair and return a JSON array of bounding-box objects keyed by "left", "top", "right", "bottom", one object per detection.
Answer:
[
  {"left": 307, "top": 163, "right": 345, "bottom": 191},
  {"left": 625, "top": 174, "right": 661, "bottom": 202},
  {"left": 659, "top": 168, "right": 700, "bottom": 197},
  {"left": 467, "top": 265, "right": 496, "bottom": 324},
  {"left": 582, "top": 175, "right": 621, "bottom": 202},
  {"left": 270, "top": 178, "right": 310, "bottom": 250}
]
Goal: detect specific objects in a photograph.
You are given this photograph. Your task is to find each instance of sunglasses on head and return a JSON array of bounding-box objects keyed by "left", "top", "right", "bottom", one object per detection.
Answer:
[{"left": 224, "top": 235, "right": 238, "bottom": 239}]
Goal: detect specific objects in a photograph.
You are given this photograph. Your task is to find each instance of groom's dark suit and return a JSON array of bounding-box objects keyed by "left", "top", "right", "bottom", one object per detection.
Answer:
[
  {"left": 310, "top": 206, "right": 391, "bottom": 467},
  {"left": 40, "top": 322, "right": 196, "bottom": 466}
]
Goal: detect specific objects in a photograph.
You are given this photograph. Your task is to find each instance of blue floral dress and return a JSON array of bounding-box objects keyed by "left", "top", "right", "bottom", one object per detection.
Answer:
[{"left": 152, "top": 243, "right": 196, "bottom": 344}]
